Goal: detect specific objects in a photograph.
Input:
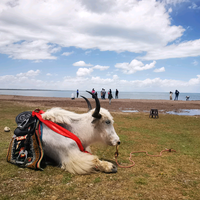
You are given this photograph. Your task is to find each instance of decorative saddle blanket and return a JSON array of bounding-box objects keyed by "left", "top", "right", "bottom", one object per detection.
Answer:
[{"left": 7, "top": 112, "right": 45, "bottom": 170}]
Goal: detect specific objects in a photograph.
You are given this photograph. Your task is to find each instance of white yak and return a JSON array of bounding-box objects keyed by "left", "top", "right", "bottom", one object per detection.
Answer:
[{"left": 41, "top": 91, "right": 120, "bottom": 174}]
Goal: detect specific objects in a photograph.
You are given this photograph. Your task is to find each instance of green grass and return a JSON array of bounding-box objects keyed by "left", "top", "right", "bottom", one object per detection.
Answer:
[
  {"left": 94, "top": 177, "right": 101, "bottom": 183},
  {"left": 0, "top": 100, "right": 200, "bottom": 199}
]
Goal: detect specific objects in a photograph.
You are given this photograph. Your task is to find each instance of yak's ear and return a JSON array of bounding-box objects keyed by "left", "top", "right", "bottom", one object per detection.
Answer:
[{"left": 91, "top": 118, "right": 98, "bottom": 124}]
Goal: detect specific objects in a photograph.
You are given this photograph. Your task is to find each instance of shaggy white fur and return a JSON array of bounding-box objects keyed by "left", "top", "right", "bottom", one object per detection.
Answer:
[{"left": 41, "top": 107, "right": 120, "bottom": 174}]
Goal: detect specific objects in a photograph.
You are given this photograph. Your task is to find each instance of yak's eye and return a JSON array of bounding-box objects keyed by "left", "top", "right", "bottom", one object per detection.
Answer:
[{"left": 105, "top": 120, "right": 111, "bottom": 124}]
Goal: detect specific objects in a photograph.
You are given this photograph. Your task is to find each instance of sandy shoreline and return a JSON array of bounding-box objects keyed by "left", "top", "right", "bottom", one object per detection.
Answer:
[{"left": 1, "top": 94, "right": 200, "bottom": 114}]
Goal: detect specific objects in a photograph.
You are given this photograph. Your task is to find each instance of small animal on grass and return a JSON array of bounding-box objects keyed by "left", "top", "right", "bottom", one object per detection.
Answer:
[
  {"left": 186, "top": 96, "right": 190, "bottom": 101},
  {"left": 41, "top": 91, "right": 120, "bottom": 174}
]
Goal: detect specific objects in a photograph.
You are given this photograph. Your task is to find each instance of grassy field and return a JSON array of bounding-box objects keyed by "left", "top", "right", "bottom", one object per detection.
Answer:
[{"left": 0, "top": 100, "right": 200, "bottom": 200}]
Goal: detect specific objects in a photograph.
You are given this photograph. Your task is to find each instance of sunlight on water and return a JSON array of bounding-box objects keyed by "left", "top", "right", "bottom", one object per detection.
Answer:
[
  {"left": 121, "top": 109, "right": 200, "bottom": 116},
  {"left": 166, "top": 109, "right": 200, "bottom": 116},
  {"left": 121, "top": 110, "right": 138, "bottom": 113}
]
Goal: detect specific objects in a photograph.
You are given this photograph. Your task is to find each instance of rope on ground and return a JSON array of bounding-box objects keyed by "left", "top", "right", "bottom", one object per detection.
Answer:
[{"left": 114, "top": 147, "right": 176, "bottom": 168}]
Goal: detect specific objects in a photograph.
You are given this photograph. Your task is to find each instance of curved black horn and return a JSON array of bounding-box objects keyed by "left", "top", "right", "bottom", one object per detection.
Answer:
[
  {"left": 80, "top": 95, "right": 92, "bottom": 111},
  {"left": 86, "top": 90, "right": 102, "bottom": 119}
]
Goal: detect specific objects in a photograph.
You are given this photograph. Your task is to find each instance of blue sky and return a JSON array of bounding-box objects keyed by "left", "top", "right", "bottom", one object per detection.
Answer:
[{"left": 0, "top": 0, "right": 200, "bottom": 92}]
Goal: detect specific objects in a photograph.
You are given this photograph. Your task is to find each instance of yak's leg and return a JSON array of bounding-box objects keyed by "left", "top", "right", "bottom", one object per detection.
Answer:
[{"left": 61, "top": 150, "right": 117, "bottom": 174}]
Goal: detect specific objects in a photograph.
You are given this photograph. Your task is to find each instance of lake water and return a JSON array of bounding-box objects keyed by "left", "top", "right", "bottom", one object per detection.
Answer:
[
  {"left": 0, "top": 89, "right": 200, "bottom": 101},
  {"left": 166, "top": 109, "right": 200, "bottom": 116},
  {"left": 121, "top": 109, "right": 200, "bottom": 116}
]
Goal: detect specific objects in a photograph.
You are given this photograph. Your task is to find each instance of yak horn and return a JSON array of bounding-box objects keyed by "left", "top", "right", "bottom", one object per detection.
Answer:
[
  {"left": 86, "top": 91, "right": 102, "bottom": 119},
  {"left": 81, "top": 95, "right": 92, "bottom": 111}
]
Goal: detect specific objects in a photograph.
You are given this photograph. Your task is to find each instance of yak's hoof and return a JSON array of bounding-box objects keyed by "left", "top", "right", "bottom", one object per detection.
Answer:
[
  {"left": 105, "top": 164, "right": 117, "bottom": 173},
  {"left": 111, "top": 165, "right": 117, "bottom": 173}
]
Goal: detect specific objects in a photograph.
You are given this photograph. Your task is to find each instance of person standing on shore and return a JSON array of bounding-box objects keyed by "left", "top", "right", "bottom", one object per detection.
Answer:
[
  {"left": 77, "top": 89, "right": 79, "bottom": 98},
  {"left": 92, "top": 88, "right": 95, "bottom": 99},
  {"left": 169, "top": 91, "right": 173, "bottom": 100},
  {"left": 71, "top": 93, "right": 75, "bottom": 100},
  {"left": 103, "top": 89, "right": 106, "bottom": 99},
  {"left": 174, "top": 90, "right": 179, "bottom": 100},
  {"left": 92, "top": 88, "right": 95, "bottom": 94},
  {"left": 115, "top": 89, "right": 119, "bottom": 99},
  {"left": 108, "top": 89, "right": 113, "bottom": 104},
  {"left": 101, "top": 88, "right": 104, "bottom": 99}
]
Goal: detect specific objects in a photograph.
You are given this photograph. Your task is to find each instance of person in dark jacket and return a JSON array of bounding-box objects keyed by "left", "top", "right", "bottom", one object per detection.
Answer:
[
  {"left": 108, "top": 89, "right": 113, "bottom": 104},
  {"left": 174, "top": 90, "right": 179, "bottom": 100},
  {"left": 115, "top": 89, "right": 119, "bottom": 99},
  {"left": 77, "top": 89, "right": 79, "bottom": 98}
]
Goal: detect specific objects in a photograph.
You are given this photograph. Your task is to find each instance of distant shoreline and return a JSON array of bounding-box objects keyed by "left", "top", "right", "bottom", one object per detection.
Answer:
[
  {"left": 0, "top": 88, "right": 66, "bottom": 91},
  {"left": 0, "top": 88, "right": 199, "bottom": 94},
  {"left": 1, "top": 94, "right": 200, "bottom": 114},
  {"left": 1, "top": 89, "right": 200, "bottom": 101}
]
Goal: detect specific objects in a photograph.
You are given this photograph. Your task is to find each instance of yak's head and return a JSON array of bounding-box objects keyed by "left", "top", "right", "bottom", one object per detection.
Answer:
[{"left": 81, "top": 91, "right": 120, "bottom": 146}]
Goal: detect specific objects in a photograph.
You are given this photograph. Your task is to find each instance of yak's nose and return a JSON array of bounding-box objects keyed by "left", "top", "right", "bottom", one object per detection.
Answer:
[{"left": 117, "top": 141, "right": 121, "bottom": 145}]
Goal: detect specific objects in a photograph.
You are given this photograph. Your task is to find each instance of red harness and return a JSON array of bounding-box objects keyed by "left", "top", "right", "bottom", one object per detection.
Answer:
[{"left": 32, "top": 109, "right": 89, "bottom": 153}]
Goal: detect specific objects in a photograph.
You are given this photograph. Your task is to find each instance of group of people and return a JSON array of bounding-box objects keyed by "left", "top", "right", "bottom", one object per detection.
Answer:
[
  {"left": 169, "top": 90, "right": 179, "bottom": 101},
  {"left": 100, "top": 88, "right": 118, "bottom": 104},
  {"left": 71, "top": 88, "right": 119, "bottom": 104},
  {"left": 96, "top": 88, "right": 119, "bottom": 104},
  {"left": 100, "top": 88, "right": 118, "bottom": 99},
  {"left": 71, "top": 89, "right": 79, "bottom": 100},
  {"left": 73, "top": 89, "right": 188, "bottom": 101},
  {"left": 101, "top": 88, "right": 106, "bottom": 99}
]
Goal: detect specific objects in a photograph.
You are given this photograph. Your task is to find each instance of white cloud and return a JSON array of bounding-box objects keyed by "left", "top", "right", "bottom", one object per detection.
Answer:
[
  {"left": 76, "top": 68, "right": 93, "bottom": 76},
  {"left": 62, "top": 51, "right": 74, "bottom": 56},
  {"left": 85, "top": 51, "right": 91, "bottom": 55},
  {"left": 0, "top": 40, "right": 59, "bottom": 60},
  {"left": 168, "top": 7, "right": 172, "bottom": 13},
  {"left": 91, "top": 76, "right": 114, "bottom": 86},
  {"left": 188, "top": 75, "right": 200, "bottom": 85},
  {"left": 93, "top": 65, "right": 109, "bottom": 71},
  {"left": 115, "top": 60, "right": 156, "bottom": 74},
  {"left": 73, "top": 61, "right": 93, "bottom": 67},
  {"left": 16, "top": 70, "right": 40, "bottom": 77},
  {"left": 140, "top": 39, "right": 200, "bottom": 60},
  {"left": 160, "top": 0, "right": 189, "bottom": 5},
  {"left": 113, "top": 75, "right": 119, "bottom": 80},
  {"left": 106, "top": 72, "right": 113, "bottom": 77},
  {"left": 192, "top": 60, "right": 198, "bottom": 66},
  {"left": 188, "top": 3, "right": 200, "bottom": 9},
  {"left": 128, "top": 75, "right": 200, "bottom": 89},
  {"left": 154, "top": 67, "right": 165, "bottom": 72},
  {"left": 0, "top": 0, "right": 186, "bottom": 60},
  {"left": 1, "top": 70, "right": 200, "bottom": 92},
  {"left": 46, "top": 73, "right": 52, "bottom": 76},
  {"left": 34, "top": 60, "right": 42, "bottom": 63}
]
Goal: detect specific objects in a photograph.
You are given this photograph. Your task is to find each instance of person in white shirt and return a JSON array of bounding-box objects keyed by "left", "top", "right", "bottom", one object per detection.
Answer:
[{"left": 71, "top": 93, "right": 75, "bottom": 100}]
